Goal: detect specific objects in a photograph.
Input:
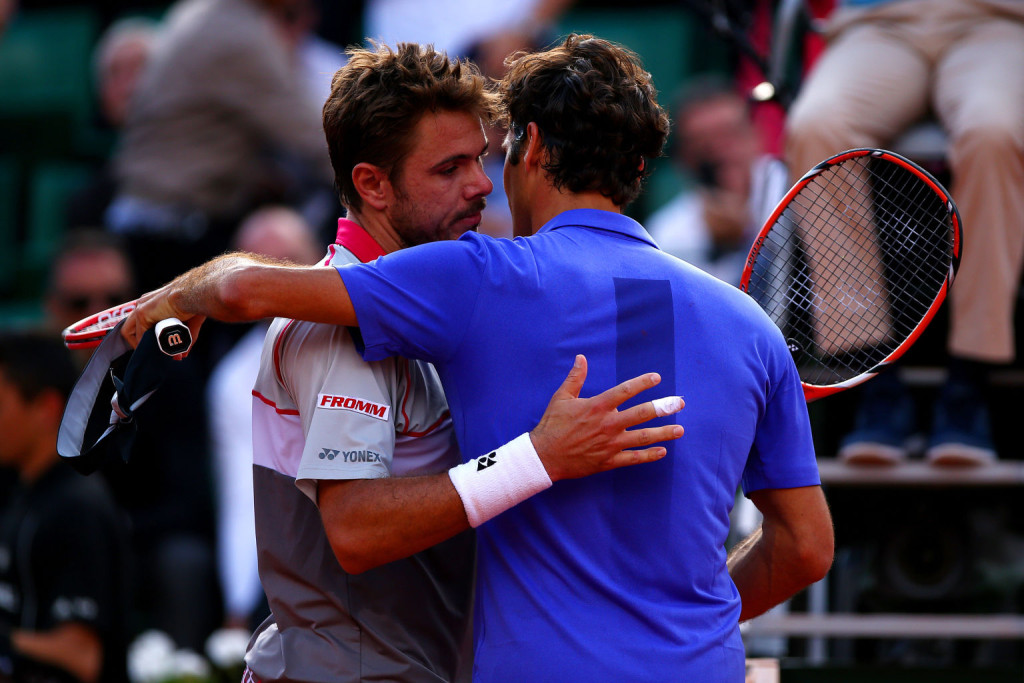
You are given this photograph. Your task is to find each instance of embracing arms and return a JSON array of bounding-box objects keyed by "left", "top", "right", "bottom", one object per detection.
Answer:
[
  {"left": 321, "top": 355, "right": 684, "bottom": 574},
  {"left": 122, "top": 254, "right": 353, "bottom": 349}
]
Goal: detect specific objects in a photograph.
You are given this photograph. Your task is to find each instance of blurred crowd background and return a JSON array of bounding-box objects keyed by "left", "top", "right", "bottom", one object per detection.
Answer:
[{"left": 1, "top": 0, "right": 1022, "bottom": 680}]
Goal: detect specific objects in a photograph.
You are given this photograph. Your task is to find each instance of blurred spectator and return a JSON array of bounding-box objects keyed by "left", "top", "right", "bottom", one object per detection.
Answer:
[
  {"left": 41, "top": 232, "right": 219, "bottom": 652},
  {"left": 67, "top": 17, "right": 160, "bottom": 232},
  {"left": 645, "top": 76, "right": 788, "bottom": 285},
  {"left": 106, "top": 0, "right": 335, "bottom": 293},
  {"left": 206, "top": 206, "right": 319, "bottom": 631},
  {"left": 0, "top": 331, "right": 130, "bottom": 683},
  {"left": 95, "top": 17, "right": 159, "bottom": 131},
  {"left": 786, "top": 0, "right": 1024, "bottom": 466},
  {"left": 43, "top": 231, "right": 137, "bottom": 367}
]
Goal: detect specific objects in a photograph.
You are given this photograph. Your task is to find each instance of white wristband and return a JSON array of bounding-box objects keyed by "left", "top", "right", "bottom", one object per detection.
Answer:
[{"left": 448, "top": 433, "right": 552, "bottom": 528}]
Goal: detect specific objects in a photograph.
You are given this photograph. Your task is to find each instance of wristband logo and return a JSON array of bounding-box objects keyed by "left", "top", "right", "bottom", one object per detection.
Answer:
[
  {"left": 477, "top": 451, "right": 497, "bottom": 471},
  {"left": 316, "top": 393, "right": 390, "bottom": 421}
]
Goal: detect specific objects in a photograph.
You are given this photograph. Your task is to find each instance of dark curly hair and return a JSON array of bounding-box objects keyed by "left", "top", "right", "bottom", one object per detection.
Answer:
[
  {"left": 323, "top": 42, "right": 499, "bottom": 212},
  {"left": 499, "top": 34, "right": 670, "bottom": 206}
]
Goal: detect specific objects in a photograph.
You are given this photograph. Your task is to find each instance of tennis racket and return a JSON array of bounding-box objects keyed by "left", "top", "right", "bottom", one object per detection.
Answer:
[
  {"left": 63, "top": 299, "right": 193, "bottom": 356},
  {"left": 740, "top": 148, "right": 962, "bottom": 402}
]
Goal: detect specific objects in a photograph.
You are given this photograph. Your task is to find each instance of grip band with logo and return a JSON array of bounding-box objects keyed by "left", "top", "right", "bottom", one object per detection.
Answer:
[{"left": 155, "top": 318, "right": 192, "bottom": 356}]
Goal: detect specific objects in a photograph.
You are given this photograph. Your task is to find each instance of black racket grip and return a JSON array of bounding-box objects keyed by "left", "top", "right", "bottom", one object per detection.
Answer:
[{"left": 155, "top": 318, "right": 192, "bottom": 356}]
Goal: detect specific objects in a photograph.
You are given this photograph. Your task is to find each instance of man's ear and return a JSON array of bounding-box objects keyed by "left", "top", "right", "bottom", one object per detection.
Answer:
[
  {"left": 351, "top": 163, "right": 390, "bottom": 211},
  {"left": 522, "top": 122, "right": 546, "bottom": 170}
]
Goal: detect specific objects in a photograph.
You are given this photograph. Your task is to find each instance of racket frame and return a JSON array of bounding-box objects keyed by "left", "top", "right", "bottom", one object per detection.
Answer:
[
  {"left": 62, "top": 299, "right": 138, "bottom": 350},
  {"left": 739, "top": 148, "right": 963, "bottom": 402}
]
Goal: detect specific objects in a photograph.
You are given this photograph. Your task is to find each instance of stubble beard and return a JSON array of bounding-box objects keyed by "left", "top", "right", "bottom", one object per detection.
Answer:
[{"left": 391, "top": 196, "right": 488, "bottom": 248}]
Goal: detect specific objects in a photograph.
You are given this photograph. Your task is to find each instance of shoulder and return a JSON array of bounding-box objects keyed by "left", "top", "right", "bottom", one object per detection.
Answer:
[{"left": 257, "top": 319, "right": 360, "bottom": 384}]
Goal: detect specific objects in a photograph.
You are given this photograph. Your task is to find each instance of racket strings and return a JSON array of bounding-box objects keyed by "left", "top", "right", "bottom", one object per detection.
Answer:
[{"left": 746, "top": 155, "right": 954, "bottom": 387}]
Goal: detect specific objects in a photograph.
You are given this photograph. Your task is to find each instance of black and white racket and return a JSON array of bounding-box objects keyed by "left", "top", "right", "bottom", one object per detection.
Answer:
[
  {"left": 740, "top": 148, "right": 962, "bottom": 402},
  {"left": 62, "top": 299, "right": 193, "bottom": 356}
]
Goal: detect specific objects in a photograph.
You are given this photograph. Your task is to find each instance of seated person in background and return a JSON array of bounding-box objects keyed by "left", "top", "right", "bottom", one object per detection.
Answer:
[
  {"left": 645, "top": 75, "right": 789, "bottom": 285},
  {"left": 106, "top": 0, "right": 335, "bottom": 293},
  {"left": 44, "top": 236, "right": 218, "bottom": 652},
  {"left": 94, "top": 17, "right": 159, "bottom": 134},
  {"left": 67, "top": 17, "right": 159, "bottom": 231},
  {"left": 786, "top": 0, "right": 1024, "bottom": 466},
  {"left": 0, "top": 331, "right": 130, "bottom": 683}
]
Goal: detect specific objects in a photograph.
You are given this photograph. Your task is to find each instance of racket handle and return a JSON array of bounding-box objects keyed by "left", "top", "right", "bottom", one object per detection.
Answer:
[{"left": 155, "top": 318, "right": 192, "bottom": 356}]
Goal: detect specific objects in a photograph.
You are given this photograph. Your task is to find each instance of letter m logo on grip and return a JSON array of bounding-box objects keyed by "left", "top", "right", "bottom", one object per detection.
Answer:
[{"left": 316, "top": 393, "right": 390, "bottom": 421}]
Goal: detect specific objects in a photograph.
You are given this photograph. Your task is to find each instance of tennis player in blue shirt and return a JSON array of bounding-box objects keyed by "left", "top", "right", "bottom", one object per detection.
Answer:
[{"left": 126, "top": 34, "right": 833, "bottom": 682}]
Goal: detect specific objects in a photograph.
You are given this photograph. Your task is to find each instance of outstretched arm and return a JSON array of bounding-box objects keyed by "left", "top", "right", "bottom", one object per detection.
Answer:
[
  {"left": 728, "top": 485, "right": 834, "bottom": 622},
  {"left": 321, "top": 355, "right": 685, "bottom": 574},
  {"left": 121, "top": 253, "right": 357, "bottom": 350}
]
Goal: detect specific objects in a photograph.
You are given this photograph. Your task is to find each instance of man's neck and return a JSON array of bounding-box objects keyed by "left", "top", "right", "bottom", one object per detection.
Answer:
[
  {"left": 344, "top": 210, "right": 403, "bottom": 255},
  {"left": 525, "top": 189, "right": 621, "bottom": 236}
]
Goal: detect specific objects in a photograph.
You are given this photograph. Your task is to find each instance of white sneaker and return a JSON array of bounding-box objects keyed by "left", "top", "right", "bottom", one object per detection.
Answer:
[
  {"left": 925, "top": 441, "right": 997, "bottom": 467},
  {"left": 838, "top": 440, "right": 908, "bottom": 466}
]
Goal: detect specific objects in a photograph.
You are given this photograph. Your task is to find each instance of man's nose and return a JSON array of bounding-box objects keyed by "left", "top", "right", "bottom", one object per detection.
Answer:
[{"left": 468, "top": 162, "right": 494, "bottom": 198}]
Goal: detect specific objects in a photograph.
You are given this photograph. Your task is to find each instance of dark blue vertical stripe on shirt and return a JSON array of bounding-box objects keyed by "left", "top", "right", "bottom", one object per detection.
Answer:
[{"left": 610, "top": 277, "right": 675, "bottom": 589}]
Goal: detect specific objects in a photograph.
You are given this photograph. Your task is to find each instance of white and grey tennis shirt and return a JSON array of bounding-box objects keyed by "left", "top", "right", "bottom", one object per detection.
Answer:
[{"left": 244, "top": 223, "right": 474, "bottom": 682}]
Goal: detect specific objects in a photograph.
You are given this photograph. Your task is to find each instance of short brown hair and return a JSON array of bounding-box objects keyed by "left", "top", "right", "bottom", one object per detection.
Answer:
[
  {"left": 323, "top": 42, "right": 499, "bottom": 212},
  {"left": 499, "top": 34, "right": 670, "bottom": 206}
]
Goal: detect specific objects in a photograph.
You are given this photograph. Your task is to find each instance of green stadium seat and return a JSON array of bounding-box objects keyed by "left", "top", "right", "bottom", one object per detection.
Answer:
[
  {"left": 0, "top": 300, "right": 46, "bottom": 332},
  {"left": 21, "top": 161, "right": 93, "bottom": 296},
  {"left": 0, "top": 8, "right": 99, "bottom": 158}
]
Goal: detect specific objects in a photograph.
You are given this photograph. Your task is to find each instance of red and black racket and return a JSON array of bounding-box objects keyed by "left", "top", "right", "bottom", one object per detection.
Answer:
[
  {"left": 740, "top": 148, "right": 962, "bottom": 402},
  {"left": 62, "top": 299, "right": 193, "bottom": 356}
]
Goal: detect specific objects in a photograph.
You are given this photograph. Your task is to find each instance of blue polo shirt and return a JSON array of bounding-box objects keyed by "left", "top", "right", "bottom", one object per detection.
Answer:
[{"left": 338, "top": 209, "right": 819, "bottom": 682}]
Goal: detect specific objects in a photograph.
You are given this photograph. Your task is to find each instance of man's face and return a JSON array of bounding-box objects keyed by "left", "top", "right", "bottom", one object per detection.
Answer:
[
  {"left": 679, "top": 95, "right": 759, "bottom": 192},
  {"left": 101, "top": 36, "right": 151, "bottom": 128},
  {"left": 46, "top": 249, "right": 134, "bottom": 333},
  {"left": 387, "top": 110, "right": 493, "bottom": 246}
]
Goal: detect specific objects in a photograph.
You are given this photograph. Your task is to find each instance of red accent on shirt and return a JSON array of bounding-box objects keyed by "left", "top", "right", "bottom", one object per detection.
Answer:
[{"left": 252, "top": 389, "right": 300, "bottom": 415}]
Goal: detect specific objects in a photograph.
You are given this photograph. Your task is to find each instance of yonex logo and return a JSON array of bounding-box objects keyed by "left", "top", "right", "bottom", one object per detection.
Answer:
[
  {"left": 319, "top": 448, "right": 340, "bottom": 460},
  {"left": 342, "top": 450, "right": 382, "bottom": 463},
  {"left": 477, "top": 452, "right": 498, "bottom": 471},
  {"left": 316, "top": 393, "right": 390, "bottom": 421}
]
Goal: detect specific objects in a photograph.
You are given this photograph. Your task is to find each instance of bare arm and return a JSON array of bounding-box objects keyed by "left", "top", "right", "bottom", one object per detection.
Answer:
[
  {"left": 12, "top": 623, "right": 102, "bottom": 683},
  {"left": 728, "top": 485, "right": 834, "bottom": 622},
  {"left": 122, "top": 253, "right": 357, "bottom": 349},
  {"left": 321, "top": 355, "right": 685, "bottom": 574}
]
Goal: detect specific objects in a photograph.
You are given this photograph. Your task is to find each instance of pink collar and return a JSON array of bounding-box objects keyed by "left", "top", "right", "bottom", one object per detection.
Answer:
[{"left": 335, "top": 218, "right": 386, "bottom": 263}]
